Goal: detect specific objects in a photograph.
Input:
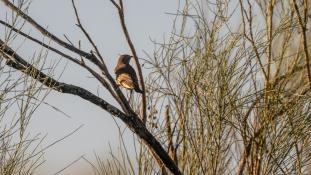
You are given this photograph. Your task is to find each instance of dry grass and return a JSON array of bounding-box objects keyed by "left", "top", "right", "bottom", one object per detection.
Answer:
[{"left": 134, "top": 0, "right": 311, "bottom": 174}]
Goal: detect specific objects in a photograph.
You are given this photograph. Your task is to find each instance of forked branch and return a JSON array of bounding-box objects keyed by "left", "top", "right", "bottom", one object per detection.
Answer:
[
  {"left": 0, "top": 39, "right": 181, "bottom": 175},
  {"left": 110, "top": 0, "right": 147, "bottom": 124}
]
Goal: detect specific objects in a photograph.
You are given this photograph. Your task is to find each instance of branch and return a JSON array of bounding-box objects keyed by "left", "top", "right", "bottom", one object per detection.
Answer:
[
  {"left": 0, "top": 0, "right": 97, "bottom": 64},
  {"left": 1, "top": 0, "right": 134, "bottom": 115},
  {"left": 238, "top": 0, "right": 269, "bottom": 81},
  {"left": 110, "top": 1, "right": 174, "bottom": 173},
  {"left": 0, "top": 39, "right": 181, "bottom": 175},
  {"left": 110, "top": 0, "right": 147, "bottom": 124},
  {"left": 236, "top": 80, "right": 309, "bottom": 175},
  {"left": 69, "top": 0, "right": 131, "bottom": 112},
  {"left": 71, "top": 0, "right": 104, "bottom": 64},
  {"left": 0, "top": 19, "right": 125, "bottom": 112},
  {"left": 291, "top": 0, "right": 311, "bottom": 89},
  {"left": 266, "top": 0, "right": 275, "bottom": 82},
  {"left": 236, "top": 96, "right": 261, "bottom": 175}
]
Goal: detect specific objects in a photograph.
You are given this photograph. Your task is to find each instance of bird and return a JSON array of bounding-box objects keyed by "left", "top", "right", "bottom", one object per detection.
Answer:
[{"left": 114, "top": 54, "right": 143, "bottom": 93}]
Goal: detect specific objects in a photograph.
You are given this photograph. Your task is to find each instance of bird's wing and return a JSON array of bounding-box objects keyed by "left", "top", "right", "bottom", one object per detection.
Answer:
[
  {"left": 127, "top": 66, "right": 140, "bottom": 87},
  {"left": 116, "top": 73, "right": 134, "bottom": 89},
  {"left": 115, "top": 65, "right": 142, "bottom": 92}
]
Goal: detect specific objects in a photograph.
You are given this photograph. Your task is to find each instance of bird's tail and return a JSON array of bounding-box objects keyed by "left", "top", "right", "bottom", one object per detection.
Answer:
[{"left": 135, "top": 87, "right": 143, "bottom": 94}]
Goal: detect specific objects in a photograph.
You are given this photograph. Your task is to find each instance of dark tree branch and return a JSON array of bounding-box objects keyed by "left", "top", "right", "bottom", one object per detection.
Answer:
[
  {"left": 0, "top": 19, "right": 125, "bottom": 112},
  {"left": 0, "top": 39, "right": 181, "bottom": 175},
  {"left": 0, "top": 1, "right": 181, "bottom": 174},
  {"left": 0, "top": 0, "right": 97, "bottom": 64},
  {"left": 1, "top": 0, "right": 134, "bottom": 115}
]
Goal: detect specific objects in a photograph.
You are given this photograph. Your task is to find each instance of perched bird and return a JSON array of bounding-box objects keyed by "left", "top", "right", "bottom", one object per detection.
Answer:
[{"left": 114, "top": 54, "right": 143, "bottom": 93}]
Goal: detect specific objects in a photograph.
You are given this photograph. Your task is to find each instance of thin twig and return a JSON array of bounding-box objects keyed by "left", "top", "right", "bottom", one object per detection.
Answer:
[{"left": 291, "top": 0, "right": 311, "bottom": 89}]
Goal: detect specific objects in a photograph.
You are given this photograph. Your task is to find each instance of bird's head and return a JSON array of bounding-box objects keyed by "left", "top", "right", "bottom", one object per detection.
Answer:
[{"left": 118, "top": 54, "right": 132, "bottom": 64}]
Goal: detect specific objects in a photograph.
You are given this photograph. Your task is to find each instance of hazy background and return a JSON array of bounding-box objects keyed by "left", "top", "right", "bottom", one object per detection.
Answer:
[{"left": 0, "top": 0, "right": 179, "bottom": 174}]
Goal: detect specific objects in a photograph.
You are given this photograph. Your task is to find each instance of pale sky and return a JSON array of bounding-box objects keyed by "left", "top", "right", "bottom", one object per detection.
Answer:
[{"left": 0, "top": 0, "right": 180, "bottom": 174}]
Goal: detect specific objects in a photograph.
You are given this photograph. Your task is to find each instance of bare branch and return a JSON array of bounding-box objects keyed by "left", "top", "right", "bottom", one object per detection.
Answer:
[
  {"left": 110, "top": 0, "right": 147, "bottom": 125},
  {"left": 0, "top": 0, "right": 98, "bottom": 64},
  {"left": 71, "top": 0, "right": 105, "bottom": 64},
  {"left": 0, "top": 19, "right": 124, "bottom": 111},
  {"left": 291, "top": 0, "right": 311, "bottom": 89},
  {"left": 0, "top": 39, "right": 181, "bottom": 175},
  {"left": 0, "top": 0, "right": 137, "bottom": 115}
]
